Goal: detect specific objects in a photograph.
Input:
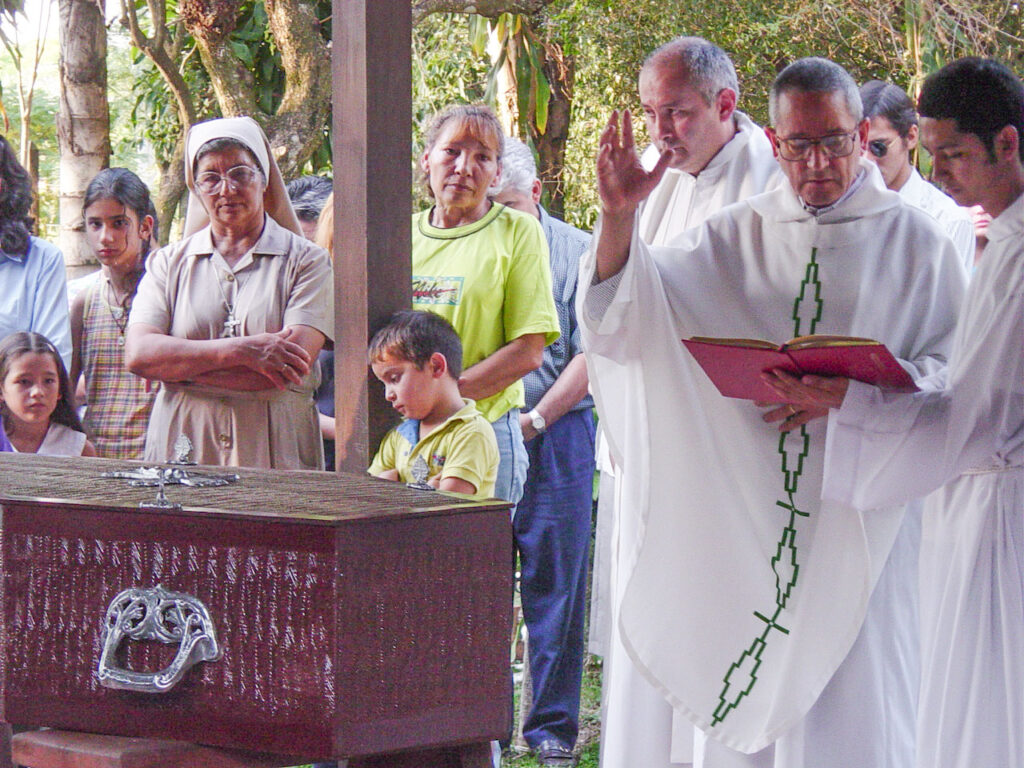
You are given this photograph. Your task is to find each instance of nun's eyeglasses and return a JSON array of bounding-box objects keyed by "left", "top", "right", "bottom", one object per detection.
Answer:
[{"left": 196, "top": 165, "right": 261, "bottom": 195}]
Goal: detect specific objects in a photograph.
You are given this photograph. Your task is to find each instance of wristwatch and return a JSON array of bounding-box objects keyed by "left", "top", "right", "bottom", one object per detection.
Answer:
[{"left": 527, "top": 409, "right": 547, "bottom": 434}]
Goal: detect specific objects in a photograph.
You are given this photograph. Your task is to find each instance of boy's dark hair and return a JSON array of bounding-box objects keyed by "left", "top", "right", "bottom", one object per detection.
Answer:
[
  {"left": 918, "top": 57, "right": 1024, "bottom": 162},
  {"left": 861, "top": 80, "right": 917, "bottom": 138},
  {"left": 368, "top": 310, "right": 463, "bottom": 378}
]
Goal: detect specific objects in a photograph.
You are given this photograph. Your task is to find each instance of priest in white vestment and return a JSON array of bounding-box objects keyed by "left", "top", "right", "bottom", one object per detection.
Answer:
[
  {"left": 589, "top": 42, "right": 782, "bottom": 767},
  {"left": 768, "top": 58, "right": 1024, "bottom": 768},
  {"left": 581, "top": 58, "right": 966, "bottom": 768},
  {"left": 591, "top": 37, "right": 780, "bottom": 666}
]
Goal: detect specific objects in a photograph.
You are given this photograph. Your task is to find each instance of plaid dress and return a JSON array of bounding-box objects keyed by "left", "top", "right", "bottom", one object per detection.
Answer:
[{"left": 80, "top": 277, "right": 156, "bottom": 459}]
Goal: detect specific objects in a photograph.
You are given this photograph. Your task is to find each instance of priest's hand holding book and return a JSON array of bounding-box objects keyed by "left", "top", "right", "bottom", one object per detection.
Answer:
[
  {"left": 681, "top": 334, "right": 915, "bottom": 432},
  {"left": 759, "top": 370, "right": 850, "bottom": 432}
]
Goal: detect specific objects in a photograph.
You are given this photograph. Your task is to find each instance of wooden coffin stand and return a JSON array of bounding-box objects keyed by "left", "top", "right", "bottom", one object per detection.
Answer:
[{"left": 0, "top": 455, "right": 513, "bottom": 767}]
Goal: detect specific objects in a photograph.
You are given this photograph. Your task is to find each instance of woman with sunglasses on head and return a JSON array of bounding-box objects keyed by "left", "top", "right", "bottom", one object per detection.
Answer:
[
  {"left": 860, "top": 80, "right": 976, "bottom": 272},
  {"left": 125, "top": 117, "right": 333, "bottom": 469}
]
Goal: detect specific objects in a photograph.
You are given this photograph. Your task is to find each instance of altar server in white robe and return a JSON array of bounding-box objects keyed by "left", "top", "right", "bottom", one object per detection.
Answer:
[
  {"left": 590, "top": 37, "right": 780, "bottom": 668},
  {"left": 766, "top": 57, "right": 1024, "bottom": 768},
  {"left": 860, "top": 79, "right": 976, "bottom": 273},
  {"left": 580, "top": 57, "right": 966, "bottom": 768}
]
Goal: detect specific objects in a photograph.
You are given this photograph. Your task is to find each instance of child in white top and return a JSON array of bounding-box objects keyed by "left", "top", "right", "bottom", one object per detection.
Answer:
[{"left": 0, "top": 331, "right": 95, "bottom": 456}]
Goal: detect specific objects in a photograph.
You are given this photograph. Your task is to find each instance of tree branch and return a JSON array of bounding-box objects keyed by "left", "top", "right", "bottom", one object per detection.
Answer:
[
  {"left": 262, "top": 0, "right": 331, "bottom": 177},
  {"left": 181, "top": 0, "right": 258, "bottom": 116},
  {"left": 411, "top": 0, "right": 556, "bottom": 26}
]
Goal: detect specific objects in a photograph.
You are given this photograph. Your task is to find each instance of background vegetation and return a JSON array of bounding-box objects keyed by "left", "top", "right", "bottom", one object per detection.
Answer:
[{"left": 1, "top": 0, "right": 1022, "bottom": 239}]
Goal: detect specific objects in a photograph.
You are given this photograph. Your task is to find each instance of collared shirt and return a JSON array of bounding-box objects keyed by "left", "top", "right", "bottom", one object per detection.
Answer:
[
  {"left": 0, "top": 236, "right": 72, "bottom": 369},
  {"left": 129, "top": 215, "right": 333, "bottom": 469},
  {"left": 523, "top": 207, "right": 593, "bottom": 412},
  {"left": 799, "top": 168, "right": 868, "bottom": 216},
  {"left": 368, "top": 399, "right": 499, "bottom": 499}
]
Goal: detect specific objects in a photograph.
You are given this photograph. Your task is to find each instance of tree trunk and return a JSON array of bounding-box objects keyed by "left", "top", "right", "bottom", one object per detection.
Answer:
[
  {"left": 57, "top": 0, "right": 109, "bottom": 278},
  {"left": 118, "top": 0, "right": 196, "bottom": 245},
  {"left": 531, "top": 39, "right": 573, "bottom": 220},
  {"left": 183, "top": 0, "right": 331, "bottom": 180},
  {"left": 154, "top": 135, "right": 189, "bottom": 245}
]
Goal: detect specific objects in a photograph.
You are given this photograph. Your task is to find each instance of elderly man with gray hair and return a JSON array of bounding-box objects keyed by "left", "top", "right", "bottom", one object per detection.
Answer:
[
  {"left": 492, "top": 137, "right": 594, "bottom": 767},
  {"left": 581, "top": 57, "right": 966, "bottom": 767}
]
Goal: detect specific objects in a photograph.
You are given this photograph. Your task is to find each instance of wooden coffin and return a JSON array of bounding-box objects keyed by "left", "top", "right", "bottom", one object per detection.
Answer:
[{"left": 0, "top": 454, "right": 513, "bottom": 761}]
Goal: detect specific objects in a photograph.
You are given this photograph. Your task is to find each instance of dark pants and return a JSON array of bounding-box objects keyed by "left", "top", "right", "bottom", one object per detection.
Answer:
[{"left": 514, "top": 408, "right": 596, "bottom": 749}]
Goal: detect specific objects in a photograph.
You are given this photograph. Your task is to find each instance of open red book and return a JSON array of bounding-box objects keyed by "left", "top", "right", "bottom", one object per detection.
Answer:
[{"left": 682, "top": 335, "right": 919, "bottom": 403}]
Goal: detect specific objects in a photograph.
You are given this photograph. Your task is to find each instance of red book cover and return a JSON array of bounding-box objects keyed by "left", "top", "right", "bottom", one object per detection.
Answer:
[{"left": 682, "top": 335, "right": 919, "bottom": 403}]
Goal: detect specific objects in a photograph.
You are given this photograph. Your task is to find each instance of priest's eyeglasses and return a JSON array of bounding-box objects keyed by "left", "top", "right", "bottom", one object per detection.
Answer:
[
  {"left": 774, "top": 130, "right": 860, "bottom": 161},
  {"left": 195, "top": 165, "right": 261, "bottom": 195}
]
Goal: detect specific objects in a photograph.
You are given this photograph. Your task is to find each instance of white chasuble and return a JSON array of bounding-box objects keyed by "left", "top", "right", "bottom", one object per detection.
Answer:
[
  {"left": 824, "top": 192, "right": 1024, "bottom": 768},
  {"left": 579, "top": 161, "right": 966, "bottom": 755}
]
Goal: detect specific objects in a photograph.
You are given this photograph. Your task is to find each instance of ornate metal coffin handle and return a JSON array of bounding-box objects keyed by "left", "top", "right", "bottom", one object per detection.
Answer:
[{"left": 97, "top": 585, "right": 222, "bottom": 694}]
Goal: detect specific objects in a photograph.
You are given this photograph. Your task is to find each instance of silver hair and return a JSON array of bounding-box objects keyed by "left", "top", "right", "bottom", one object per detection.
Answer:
[
  {"left": 642, "top": 36, "right": 739, "bottom": 105},
  {"left": 769, "top": 57, "right": 864, "bottom": 126},
  {"left": 494, "top": 136, "right": 538, "bottom": 195}
]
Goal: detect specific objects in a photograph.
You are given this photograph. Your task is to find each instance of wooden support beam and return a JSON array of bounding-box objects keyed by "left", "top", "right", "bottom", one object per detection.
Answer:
[{"left": 332, "top": 0, "right": 412, "bottom": 472}]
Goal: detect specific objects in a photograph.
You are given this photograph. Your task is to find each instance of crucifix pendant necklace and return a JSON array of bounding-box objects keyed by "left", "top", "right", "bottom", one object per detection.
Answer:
[
  {"left": 105, "top": 271, "right": 142, "bottom": 345},
  {"left": 216, "top": 267, "right": 252, "bottom": 338}
]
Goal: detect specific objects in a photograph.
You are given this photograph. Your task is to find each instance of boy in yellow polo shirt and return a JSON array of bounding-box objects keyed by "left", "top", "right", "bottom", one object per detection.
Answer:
[{"left": 368, "top": 310, "right": 498, "bottom": 499}]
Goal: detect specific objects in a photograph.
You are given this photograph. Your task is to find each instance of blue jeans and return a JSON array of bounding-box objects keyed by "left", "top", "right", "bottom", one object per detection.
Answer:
[
  {"left": 514, "top": 409, "right": 596, "bottom": 749},
  {"left": 492, "top": 408, "right": 529, "bottom": 511}
]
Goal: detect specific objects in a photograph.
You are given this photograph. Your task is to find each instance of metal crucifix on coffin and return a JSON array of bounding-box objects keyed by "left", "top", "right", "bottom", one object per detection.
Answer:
[{"left": 101, "top": 435, "right": 240, "bottom": 510}]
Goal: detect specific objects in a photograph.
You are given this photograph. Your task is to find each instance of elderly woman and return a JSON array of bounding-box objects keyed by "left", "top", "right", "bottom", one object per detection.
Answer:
[
  {"left": 126, "top": 117, "right": 333, "bottom": 469},
  {"left": 413, "top": 104, "right": 559, "bottom": 504}
]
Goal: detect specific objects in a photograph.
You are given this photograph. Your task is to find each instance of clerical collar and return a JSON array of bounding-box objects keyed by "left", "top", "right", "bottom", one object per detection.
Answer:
[{"left": 800, "top": 170, "right": 866, "bottom": 216}]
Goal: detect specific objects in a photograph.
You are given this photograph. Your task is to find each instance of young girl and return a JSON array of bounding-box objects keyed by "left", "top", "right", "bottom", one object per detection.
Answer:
[
  {"left": 0, "top": 332, "right": 96, "bottom": 456},
  {"left": 70, "top": 168, "right": 157, "bottom": 459}
]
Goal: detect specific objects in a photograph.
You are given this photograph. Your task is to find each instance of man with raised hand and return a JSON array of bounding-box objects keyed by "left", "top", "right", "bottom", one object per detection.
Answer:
[
  {"left": 589, "top": 36, "right": 780, "bottom": 671},
  {"left": 580, "top": 58, "right": 965, "bottom": 768},
  {"left": 637, "top": 36, "right": 780, "bottom": 246}
]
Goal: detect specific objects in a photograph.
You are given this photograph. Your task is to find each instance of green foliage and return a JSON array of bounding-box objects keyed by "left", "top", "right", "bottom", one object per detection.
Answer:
[
  {"left": 413, "top": 0, "right": 1021, "bottom": 231},
  {"left": 471, "top": 13, "right": 552, "bottom": 136},
  {"left": 121, "top": 0, "right": 332, "bottom": 177}
]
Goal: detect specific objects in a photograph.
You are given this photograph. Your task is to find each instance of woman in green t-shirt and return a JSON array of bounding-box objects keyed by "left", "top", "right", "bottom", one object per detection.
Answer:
[{"left": 412, "top": 104, "right": 560, "bottom": 505}]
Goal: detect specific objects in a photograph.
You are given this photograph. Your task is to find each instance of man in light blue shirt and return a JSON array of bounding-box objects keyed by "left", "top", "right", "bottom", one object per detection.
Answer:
[
  {"left": 0, "top": 237, "right": 73, "bottom": 370},
  {"left": 493, "top": 137, "right": 595, "bottom": 767}
]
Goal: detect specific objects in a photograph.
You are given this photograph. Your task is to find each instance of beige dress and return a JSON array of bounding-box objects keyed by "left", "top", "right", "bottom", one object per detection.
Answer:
[{"left": 130, "top": 215, "right": 334, "bottom": 469}]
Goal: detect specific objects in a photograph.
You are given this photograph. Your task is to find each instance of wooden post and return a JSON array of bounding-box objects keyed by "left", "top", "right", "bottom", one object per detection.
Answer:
[{"left": 332, "top": 0, "right": 412, "bottom": 473}]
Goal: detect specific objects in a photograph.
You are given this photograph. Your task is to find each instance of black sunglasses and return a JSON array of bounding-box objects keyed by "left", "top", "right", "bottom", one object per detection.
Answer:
[{"left": 868, "top": 139, "right": 892, "bottom": 158}]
